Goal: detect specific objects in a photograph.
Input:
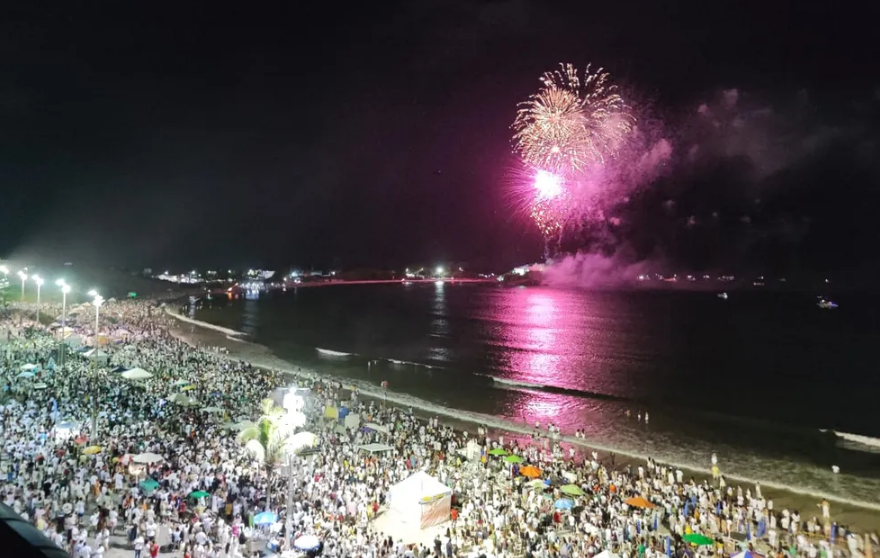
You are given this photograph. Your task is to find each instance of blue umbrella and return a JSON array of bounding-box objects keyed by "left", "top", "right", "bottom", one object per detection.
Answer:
[
  {"left": 554, "top": 498, "right": 574, "bottom": 510},
  {"left": 253, "top": 511, "right": 277, "bottom": 525},
  {"left": 294, "top": 535, "right": 321, "bottom": 551}
]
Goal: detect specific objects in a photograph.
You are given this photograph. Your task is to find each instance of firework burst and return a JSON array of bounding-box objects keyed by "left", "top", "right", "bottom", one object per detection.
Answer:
[{"left": 512, "top": 63, "right": 633, "bottom": 174}]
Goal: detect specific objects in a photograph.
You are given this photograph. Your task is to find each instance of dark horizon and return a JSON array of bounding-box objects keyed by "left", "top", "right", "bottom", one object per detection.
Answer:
[{"left": 1, "top": 1, "right": 878, "bottom": 274}]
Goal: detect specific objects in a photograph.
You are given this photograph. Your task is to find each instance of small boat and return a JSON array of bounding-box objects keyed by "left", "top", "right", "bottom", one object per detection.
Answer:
[
  {"left": 717, "top": 292, "right": 728, "bottom": 300},
  {"left": 817, "top": 298, "right": 838, "bottom": 309}
]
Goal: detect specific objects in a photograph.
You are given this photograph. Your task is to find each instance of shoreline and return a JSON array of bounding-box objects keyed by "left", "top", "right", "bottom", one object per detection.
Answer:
[{"left": 165, "top": 308, "right": 880, "bottom": 532}]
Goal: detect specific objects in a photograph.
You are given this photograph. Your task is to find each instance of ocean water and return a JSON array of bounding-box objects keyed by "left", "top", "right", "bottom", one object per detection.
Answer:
[{"left": 193, "top": 283, "right": 880, "bottom": 506}]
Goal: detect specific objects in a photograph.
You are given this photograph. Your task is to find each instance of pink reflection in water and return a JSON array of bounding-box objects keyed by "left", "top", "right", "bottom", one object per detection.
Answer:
[{"left": 486, "top": 287, "right": 620, "bottom": 425}]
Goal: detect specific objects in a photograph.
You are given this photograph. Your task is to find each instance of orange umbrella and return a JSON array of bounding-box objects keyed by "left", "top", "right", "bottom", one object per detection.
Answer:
[
  {"left": 623, "top": 496, "right": 656, "bottom": 509},
  {"left": 520, "top": 465, "right": 543, "bottom": 478}
]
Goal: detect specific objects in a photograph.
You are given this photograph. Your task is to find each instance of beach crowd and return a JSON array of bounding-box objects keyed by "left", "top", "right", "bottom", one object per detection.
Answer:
[{"left": 0, "top": 297, "right": 876, "bottom": 558}]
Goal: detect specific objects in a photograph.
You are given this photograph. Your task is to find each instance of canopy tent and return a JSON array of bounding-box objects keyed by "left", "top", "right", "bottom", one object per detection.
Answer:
[
  {"left": 357, "top": 443, "right": 394, "bottom": 453},
  {"left": 388, "top": 471, "right": 452, "bottom": 529}
]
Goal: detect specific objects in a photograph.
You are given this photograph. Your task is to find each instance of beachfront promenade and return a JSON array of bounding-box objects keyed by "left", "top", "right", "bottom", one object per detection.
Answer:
[{"left": 0, "top": 297, "right": 876, "bottom": 558}]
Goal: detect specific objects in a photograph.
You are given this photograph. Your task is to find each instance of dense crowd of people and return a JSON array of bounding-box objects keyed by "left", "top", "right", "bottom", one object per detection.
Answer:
[{"left": 0, "top": 297, "right": 876, "bottom": 558}]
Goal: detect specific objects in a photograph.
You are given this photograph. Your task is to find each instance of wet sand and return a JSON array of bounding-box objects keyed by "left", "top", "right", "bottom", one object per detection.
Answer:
[{"left": 166, "top": 309, "right": 880, "bottom": 534}]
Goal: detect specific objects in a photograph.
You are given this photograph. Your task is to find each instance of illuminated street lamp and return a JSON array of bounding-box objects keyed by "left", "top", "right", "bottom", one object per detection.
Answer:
[
  {"left": 58, "top": 281, "right": 71, "bottom": 367},
  {"left": 435, "top": 266, "right": 445, "bottom": 277},
  {"left": 18, "top": 271, "right": 27, "bottom": 301},
  {"left": 32, "top": 275, "right": 44, "bottom": 321},
  {"left": 89, "top": 291, "right": 105, "bottom": 437}
]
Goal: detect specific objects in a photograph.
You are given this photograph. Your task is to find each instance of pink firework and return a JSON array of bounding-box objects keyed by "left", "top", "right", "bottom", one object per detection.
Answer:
[{"left": 528, "top": 170, "right": 570, "bottom": 235}]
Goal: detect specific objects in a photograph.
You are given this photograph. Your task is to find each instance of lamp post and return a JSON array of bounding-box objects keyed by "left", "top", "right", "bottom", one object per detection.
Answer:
[
  {"left": 57, "top": 280, "right": 70, "bottom": 368},
  {"left": 32, "top": 275, "right": 43, "bottom": 322},
  {"left": 18, "top": 271, "right": 27, "bottom": 301},
  {"left": 89, "top": 291, "right": 104, "bottom": 437}
]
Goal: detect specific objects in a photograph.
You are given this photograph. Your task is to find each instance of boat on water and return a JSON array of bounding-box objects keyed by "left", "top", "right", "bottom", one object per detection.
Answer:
[
  {"left": 717, "top": 292, "right": 728, "bottom": 300},
  {"left": 817, "top": 298, "right": 838, "bottom": 309}
]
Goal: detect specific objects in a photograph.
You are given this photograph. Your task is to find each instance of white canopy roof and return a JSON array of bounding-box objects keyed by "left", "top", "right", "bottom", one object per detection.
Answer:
[
  {"left": 358, "top": 443, "right": 394, "bottom": 453},
  {"left": 390, "top": 471, "right": 451, "bottom": 501}
]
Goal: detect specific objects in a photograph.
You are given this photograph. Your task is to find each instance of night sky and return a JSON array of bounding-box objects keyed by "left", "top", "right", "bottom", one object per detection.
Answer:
[{"left": 1, "top": 1, "right": 878, "bottom": 275}]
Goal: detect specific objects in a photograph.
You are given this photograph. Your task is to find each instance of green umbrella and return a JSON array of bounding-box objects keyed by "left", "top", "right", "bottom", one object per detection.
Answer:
[
  {"left": 503, "top": 455, "right": 524, "bottom": 463},
  {"left": 682, "top": 533, "right": 714, "bottom": 546},
  {"left": 189, "top": 490, "right": 210, "bottom": 499},
  {"left": 560, "top": 484, "right": 585, "bottom": 496},
  {"left": 528, "top": 479, "right": 548, "bottom": 489},
  {"left": 139, "top": 478, "right": 159, "bottom": 492},
  {"left": 488, "top": 448, "right": 509, "bottom": 456}
]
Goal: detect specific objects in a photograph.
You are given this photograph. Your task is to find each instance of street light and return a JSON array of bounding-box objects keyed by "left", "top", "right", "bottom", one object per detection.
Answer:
[
  {"left": 17, "top": 271, "right": 27, "bottom": 301},
  {"left": 32, "top": 275, "right": 43, "bottom": 322},
  {"left": 89, "top": 292, "right": 105, "bottom": 438},
  {"left": 57, "top": 281, "right": 70, "bottom": 367}
]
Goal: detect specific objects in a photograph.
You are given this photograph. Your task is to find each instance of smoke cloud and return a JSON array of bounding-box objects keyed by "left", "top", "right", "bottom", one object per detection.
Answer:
[{"left": 547, "top": 85, "right": 880, "bottom": 281}]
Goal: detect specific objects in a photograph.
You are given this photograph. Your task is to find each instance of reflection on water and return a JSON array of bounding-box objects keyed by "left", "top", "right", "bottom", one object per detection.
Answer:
[{"left": 193, "top": 283, "right": 880, "bottom": 505}]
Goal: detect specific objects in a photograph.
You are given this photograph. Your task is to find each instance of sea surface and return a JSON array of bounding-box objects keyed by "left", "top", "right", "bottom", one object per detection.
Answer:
[{"left": 193, "top": 283, "right": 880, "bottom": 507}]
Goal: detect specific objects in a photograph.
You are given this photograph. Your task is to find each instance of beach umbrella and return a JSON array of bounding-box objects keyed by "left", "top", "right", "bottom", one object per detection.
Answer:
[
  {"left": 682, "top": 533, "right": 714, "bottom": 546},
  {"left": 17, "top": 371, "right": 34, "bottom": 379},
  {"left": 173, "top": 379, "right": 190, "bottom": 386},
  {"left": 503, "top": 455, "right": 524, "bottom": 464},
  {"left": 189, "top": 490, "right": 210, "bottom": 499},
  {"left": 560, "top": 484, "right": 585, "bottom": 496},
  {"left": 487, "top": 448, "right": 508, "bottom": 456},
  {"left": 731, "top": 552, "right": 763, "bottom": 558},
  {"left": 139, "top": 478, "right": 160, "bottom": 492},
  {"left": 287, "top": 431, "right": 318, "bottom": 454},
  {"left": 83, "top": 446, "right": 102, "bottom": 455},
  {"left": 528, "top": 479, "right": 549, "bottom": 489},
  {"left": 294, "top": 535, "right": 321, "bottom": 551},
  {"left": 624, "top": 496, "right": 656, "bottom": 509},
  {"left": 363, "top": 422, "right": 389, "bottom": 434},
  {"left": 181, "top": 385, "right": 197, "bottom": 391},
  {"left": 74, "top": 436, "right": 88, "bottom": 445},
  {"left": 132, "top": 452, "right": 164, "bottom": 464},
  {"left": 554, "top": 498, "right": 574, "bottom": 510},
  {"left": 33, "top": 383, "right": 48, "bottom": 390},
  {"left": 520, "top": 465, "right": 542, "bottom": 478},
  {"left": 200, "top": 406, "right": 224, "bottom": 414},
  {"left": 254, "top": 511, "right": 277, "bottom": 525},
  {"left": 121, "top": 368, "right": 153, "bottom": 380}
]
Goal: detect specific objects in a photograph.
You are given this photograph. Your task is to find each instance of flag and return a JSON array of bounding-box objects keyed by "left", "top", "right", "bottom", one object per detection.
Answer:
[
  {"left": 758, "top": 518, "right": 766, "bottom": 538},
  {"left": 747, "top": 521, "right": 752, "bottom": 541},
  {"left": 636, "top": 518, "right": 641, "bottom": 534},
  {"left": 665, "top": 536, "right": 671, "bottom": 556},
  {"left": 654, "top": 514, "right": 658, "bottom": 531}
]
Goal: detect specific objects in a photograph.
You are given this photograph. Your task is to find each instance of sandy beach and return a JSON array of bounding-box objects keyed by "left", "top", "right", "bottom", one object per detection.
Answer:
[{"left": 165, "top": 306, "right": 880, "bottom": 534}]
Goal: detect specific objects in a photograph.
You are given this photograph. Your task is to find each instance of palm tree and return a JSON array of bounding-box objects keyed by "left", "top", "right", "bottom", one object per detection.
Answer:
[{"left": 237, "top": 398, "right": 292, "bottom": 511}]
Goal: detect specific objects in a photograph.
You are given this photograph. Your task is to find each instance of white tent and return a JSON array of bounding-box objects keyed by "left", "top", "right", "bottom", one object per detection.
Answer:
[
  {"left": 358, "top": 443, "right": 393, "bottom": 453},
  {"left": 388, "top": 471, "right": 452, "bottom": 529}
]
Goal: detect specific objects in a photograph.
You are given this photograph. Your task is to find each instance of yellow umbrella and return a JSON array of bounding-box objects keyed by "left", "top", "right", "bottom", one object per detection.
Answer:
[
  {"left": 83, "top": 446, "right": 102, "bottom": 455},
  {"left": 181, "top": 385, "right": 197, "bottom": 391}
]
